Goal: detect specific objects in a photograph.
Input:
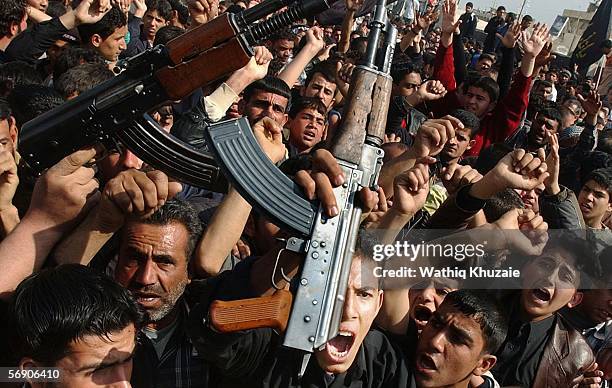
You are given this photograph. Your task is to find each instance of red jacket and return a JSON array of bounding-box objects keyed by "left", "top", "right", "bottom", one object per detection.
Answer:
[{"left": 428, "top": 43, "right": 532, "bottom": 156}]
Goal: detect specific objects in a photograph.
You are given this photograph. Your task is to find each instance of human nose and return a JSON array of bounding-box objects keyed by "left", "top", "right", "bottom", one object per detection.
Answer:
[{"left": 121, "top": 149, "right": 143, "bottom": 170}]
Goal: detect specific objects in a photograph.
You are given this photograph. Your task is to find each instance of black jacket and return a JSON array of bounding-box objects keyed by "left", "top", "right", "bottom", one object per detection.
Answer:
[
  {"left": 459, "top": 12, "right": 478, "bottom": 40},
  {"left": 186, "top": 261, "right": 416, "bottom": 388},
  {"left": 5, "top": 18, "right": 69, "bottom": 64}
]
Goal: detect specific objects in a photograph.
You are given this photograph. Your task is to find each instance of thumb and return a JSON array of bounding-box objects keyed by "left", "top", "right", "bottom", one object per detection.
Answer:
[
  {"left": 50, "top": 147, "right": 98, "bottom": 176},
  {"left": 168, "top": 181, "right": 183, "bottom": 199}
]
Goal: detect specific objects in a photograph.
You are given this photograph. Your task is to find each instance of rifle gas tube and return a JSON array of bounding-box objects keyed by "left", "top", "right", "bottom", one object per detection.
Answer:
[
  {"left": 18, "top": 0, "right": 333, "bottom": 190},
  {"left": 206, "top": 0, "right": 396, "bottom": 371}
]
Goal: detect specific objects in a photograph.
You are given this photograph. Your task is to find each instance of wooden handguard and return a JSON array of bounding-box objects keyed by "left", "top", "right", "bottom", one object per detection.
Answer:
[{"left": 209, "top": 289, "right": 293, "bottom": 333}]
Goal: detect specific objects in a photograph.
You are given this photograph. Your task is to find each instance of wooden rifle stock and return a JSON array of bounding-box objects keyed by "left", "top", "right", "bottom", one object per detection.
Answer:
[
  {"left": 156, "top": 38, "right": 251, "bottom": 100},
  {"left": 209, "top": 289, "right": 293, "bottom": 333},
  {"left": 164, "top": 15, "right": 237, "bottom": 64}
]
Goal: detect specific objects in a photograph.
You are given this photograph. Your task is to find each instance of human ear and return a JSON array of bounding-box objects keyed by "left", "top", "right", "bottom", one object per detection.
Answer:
[
  {"left": 567, "top": 291, "right": 583, "bottom": 308},
  {"left": 472, "top": 354, "right": 497, "bottom": 376}
]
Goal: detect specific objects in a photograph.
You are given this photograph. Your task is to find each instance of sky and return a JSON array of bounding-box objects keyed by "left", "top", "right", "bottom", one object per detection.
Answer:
[{"left": 467, "top": 0, "right": 596, "bottom": 26}]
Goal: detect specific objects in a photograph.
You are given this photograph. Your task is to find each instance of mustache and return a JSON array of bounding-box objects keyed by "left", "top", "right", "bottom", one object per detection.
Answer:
[{"left": 129, "top": 284, "right": 164, "bottom": 294}]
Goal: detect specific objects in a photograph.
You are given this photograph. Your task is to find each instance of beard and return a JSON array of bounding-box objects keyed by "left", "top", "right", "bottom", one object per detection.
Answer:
[{"left": 137, "top": 278, "right": 189, "bottom": 323}]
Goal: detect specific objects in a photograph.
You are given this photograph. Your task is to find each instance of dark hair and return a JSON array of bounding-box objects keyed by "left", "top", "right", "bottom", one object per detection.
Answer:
[
  {"left": 243, "top": 76, "right": 292, "bottom": 106},
  {"left": 153, "top": 25, "right": 184, "bottom": 46},
  {"left": 597, "top": 131, "right": 612, "bottom": 154},
  {"left": 464, "top": 76, "right": 500, "bottom": 103},
  {"left": 288, "top": 97, "right": 327, "bottom": 120},
  {"left": 484, "top": 189, "right": 525, "bottom": 222},
  {"left": 305, "top": 60, "right": 337, "bottom": 88},
  {"left": 466, "top": 2, "right": 473, "bottom": 7},
  {"left": 522, "top": 14, "right": 533, "bottom": 23},
  {"left": 136, "top": 199, "right": 203, "bottom": 260},
  {"left": 496, "top": 6, "right": 506, "bottom": 12},
  {"left": 146, "top": 0, "right": 173, "bottom": 21},
  {"left": 450, "top": 109, "right": 480, "bottom": 137},
  {"left": 0, "top": 61, "right": 44, "bottom": 97},
  {"left": 9, "top": 264, "right": 143, "bottom": 365},
  {"left": 537, "top": 106, "right": 563, "bottom": 128},
  {"left": 77, "top": 6, "right": 126, "bottom": 44},
  {"left": 391, "top": 61, "right": 420, "bottom": 85},
  {"left": 8, "top": 85, "right": 64, "bottom": 128},
  {"left": 0, "top": 0, "right": 26, "bottom": 38},
  {"left": 166, "top": 0, "right": 189, "bottom": 25},
  {"left": 443, "top": 290, "right": 509, "bottom": 354},
  {"left": 478, "top": 53, "right": 496, "bottom": 63},
  {"left": 534, "top": 79, "right": 553, "bottom": 91},
  {"left": 53, "top": 46, "right": 106, "bottom": 82},
  {"left": 601, "top": 39, "right": 612, "bottom": 49},
  {"left": 349, "top": 36, "right": 368, "bottom": 57},
  {"left": 580, "top": 151, "right": 612, "bottom": 185},
  {"left": 55, "top": 63, "right": 114, "bottom": 98},
  {"left": 506, "top": 12, "right": 516, "bottom": 23},
  {"left": 269, "top": 28, "right": 296, "bottom": 43},
  {"left": 0, "top": 97, "right": 11, "bottom": 120},
  {"left": 583, "top": 168, "right": 612, "bottom": 198}
]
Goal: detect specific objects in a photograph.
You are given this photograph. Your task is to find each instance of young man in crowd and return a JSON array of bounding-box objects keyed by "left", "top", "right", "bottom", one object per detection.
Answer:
[
  {"left": 77, "top": 5, "right": 128, "bottom": 67},
  {"left": 561, "top": 245, "right": 611, "bottom": 387},
  {"left": 492, "top": 239, "right": 596, "bottom": 387},
  {"left": 426, "top": 0, "right": 551, "bottom": 156},
  {"left": 458, "top": 2, "right": 477, "bottom": 41},
  {"left": 578, "top": 168, "right": 612, "bottom": 230},
  {"left": 6, "top": 264, "right": 142, "bottom": 387},
  {"left": 123, "top": 0, "right": 172, "bottom": 57},
  {"left": 0, "top": 0, "right": 28, "bottom": 64}
]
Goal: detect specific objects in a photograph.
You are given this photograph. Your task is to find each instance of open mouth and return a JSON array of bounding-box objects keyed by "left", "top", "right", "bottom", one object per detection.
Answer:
[
  {"left": 325, "top": 331, "right": 355, "bottom": 361},
  {"left": 413, "top": 305, "right": 433, "bottom": 327},
  {"left": 532, "top": 288, "right": 552, "bottom": 303},
  {"left": 415, "top": 353, "right": 437, "bottom": 373},
  {"left": 303, "top": 129, "right": 316, "bottom": 140},
  {"left": 579, "top": 203, "right": 592, "bottom": 213},
  {"left": 133, "top": 292, "right": 161, "bottom": 305}
]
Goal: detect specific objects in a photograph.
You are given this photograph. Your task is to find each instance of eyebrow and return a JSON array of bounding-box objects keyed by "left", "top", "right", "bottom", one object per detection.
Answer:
[
  {"left": 76, "top": 350, "right": 135, "bottom": 373},
  {"left": 357, "top": 286, "right": 377, "bottom": 293},
  {"left": 449, "top": 323, "right": 474, "bottom": 346}
]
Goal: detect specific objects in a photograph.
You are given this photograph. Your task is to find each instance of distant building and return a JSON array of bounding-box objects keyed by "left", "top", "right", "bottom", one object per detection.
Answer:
[{"left": 553, "top": 1, "right": 609, "bottom": 56}]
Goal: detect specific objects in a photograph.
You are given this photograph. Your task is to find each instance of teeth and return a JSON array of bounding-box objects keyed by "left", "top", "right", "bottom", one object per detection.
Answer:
[
  {"left": 338, "top": 332, "right": 352, "bottom": 337},
  {"left": 329, "top": 348, "right": 348, "bottom": 357}
]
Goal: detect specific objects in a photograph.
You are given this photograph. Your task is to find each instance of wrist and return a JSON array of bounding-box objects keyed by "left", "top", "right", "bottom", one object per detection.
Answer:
[
  {"left": 59, "top": 10, "right": 78, "bottom": 29},
  {"left": 545, "top": 183, "right": 560, "bottom": 195},
  {"left": 469, "top": 175, "right": 501, "bottom": 200},
  {"left": 387, "top": 207, "right": 415, "bottom": 221}
]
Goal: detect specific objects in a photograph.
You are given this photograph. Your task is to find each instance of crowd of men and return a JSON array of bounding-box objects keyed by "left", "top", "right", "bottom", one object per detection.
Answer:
[{"left": 0, "top": 0, "right": 611, "bottom": 386}]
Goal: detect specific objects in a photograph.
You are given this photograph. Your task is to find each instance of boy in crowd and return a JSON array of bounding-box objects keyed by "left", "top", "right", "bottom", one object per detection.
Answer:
[
  {"left": 287, "top": 97, "right": 327, "bottom": 156},
  {"left": 492, "top": 239, "right": 596, "bottom": 387},
  {"left": 579, "top": 168, "right": 612, "bottom": 230}
]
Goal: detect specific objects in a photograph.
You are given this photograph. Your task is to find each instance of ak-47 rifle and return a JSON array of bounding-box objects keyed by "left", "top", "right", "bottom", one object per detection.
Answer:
[
  {"left": 18, "top": 0, "right": 333, "bottom": 191},
  {"left": 205, "top": 0, "right": 396, "bottom": 373}
]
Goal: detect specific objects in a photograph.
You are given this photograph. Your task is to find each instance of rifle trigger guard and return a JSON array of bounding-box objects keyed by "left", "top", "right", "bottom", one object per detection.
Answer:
[{"left": 271, "top": 248, "right": 292, "bottom": 291}]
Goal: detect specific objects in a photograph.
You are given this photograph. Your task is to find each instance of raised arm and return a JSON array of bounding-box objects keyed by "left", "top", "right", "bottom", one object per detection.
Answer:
[
  {"left": 337, "top": 0, "right": 363, "bottom": 53},
  {"left": 52, "top": 169, "right": 182, "bottom": 266},
  {"left": 193, "top": 117, "right": 286, "bottom": 278},
  {"left": 0, "top": 148, "right": 100, "bottom": 299},
  {"left": 277, "top": 27, "right": 325, "bottom": 88}
]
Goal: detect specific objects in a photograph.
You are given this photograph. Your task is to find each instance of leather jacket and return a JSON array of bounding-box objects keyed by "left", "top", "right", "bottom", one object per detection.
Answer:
[{"left": 532, "top": 315, "right": 596, "bottom": 388}]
